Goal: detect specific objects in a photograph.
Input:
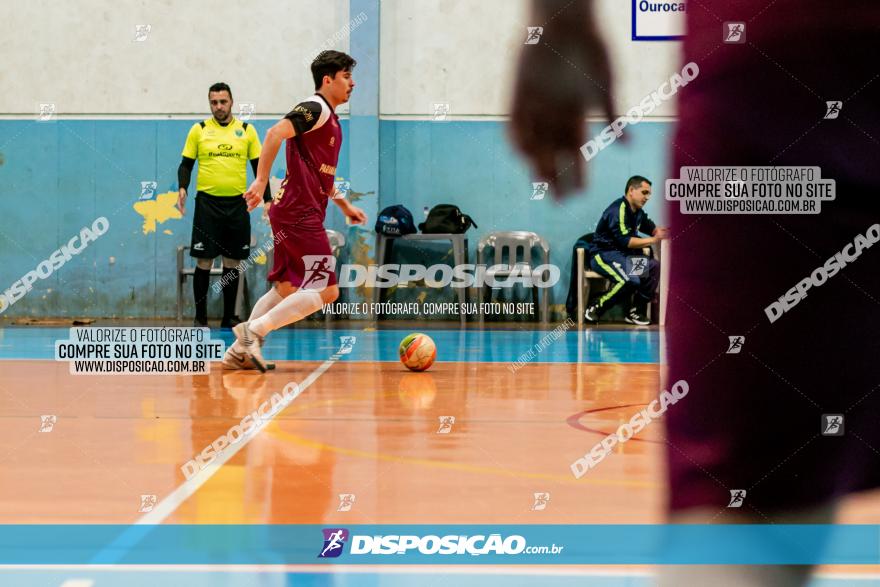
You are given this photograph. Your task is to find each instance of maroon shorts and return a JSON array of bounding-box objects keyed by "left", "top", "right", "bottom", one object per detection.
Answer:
[{"left": 267, "top": 220, "right": 337, "bottom": 289}]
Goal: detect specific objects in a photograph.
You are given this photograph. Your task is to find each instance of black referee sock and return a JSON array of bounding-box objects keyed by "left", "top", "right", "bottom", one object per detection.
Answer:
[
  {"left": 632, "top": 294, "right": 651, "bottom": 316},
  {"left": 193, "top": 267, "right": 210, "bottom": 324},
  {"left": 221, "top": 266, "right": 240, "bottom": 321}
]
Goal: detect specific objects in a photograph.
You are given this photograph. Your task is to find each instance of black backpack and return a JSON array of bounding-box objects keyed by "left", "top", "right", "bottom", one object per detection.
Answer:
[
  {"left": 375, "top": 204, "right": 417, "bottom": 236},
  {"left": 418, "top": 204, "right": 478, "bottom": 234}
]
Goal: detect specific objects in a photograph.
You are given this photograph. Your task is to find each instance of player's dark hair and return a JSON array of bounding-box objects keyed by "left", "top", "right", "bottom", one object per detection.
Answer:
[
  {"left": 625, "top": 175, "right": 651, "bottom": 194},
  {"left": 208, "top": 82, "right": 232, "bottom": 99},
  {"left": 311, "top": 51, "right": 357, "bottom": 90}
]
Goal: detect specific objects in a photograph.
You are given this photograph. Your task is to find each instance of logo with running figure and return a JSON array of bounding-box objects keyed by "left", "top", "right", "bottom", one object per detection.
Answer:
[
  {"left": 39, "top": 415, "right": 57, "bottom": 433},
  {"left": 238, "top": 103, "right": 256, "bottom": 121},
  {"left": 530, "top": 182, "right": 548, "bottom": 200},
  {"left": 726, "top": 336, "right": 745, "bottom": 354},
  {"left": 337, "top": 493, "right": 356, "bottom": 512},
  {"left": 524, "top": 26, "right": 544, "bottom": 45},
  {"left": 139, "top": 181, "right": 158, "bottom": 201},
  {"left": 301, "top": 255, "right": 337, "bottom": 291},
  {"left": 139, "top": 494, "right": 158, "bottom": 513},
  {"left": 437, "top": 416, "right": 456, "bottom": 434},
  {"left": 821, "top": 414, "right": 844, "bottom": 436},
  {"left": 333, "top": 179, "right": 350, "bottom": 199},
  {"left": 723, "top": 22, "right": 745, "bottom": 43},
  {"left": 338, "top": 336, "right": 356, "bottom": 355},
  {"left": 37, "top": 103, "right": 56, "bottom": 121},
  {"left": 133, "top": 24, "right": 151, "bottom": 42},
  {"left": 432, "top": 102, "right": 450, "bottom": 121},
  {"left": 727, "top": 489, "right": 746, "bottom": 508},
  {"left": 318, "top": 528, "right": 349, "bottom": 558},
  {"left": 627, "top": 256, "right": 648, "bottom": 276},
  {"left": 531, "top": 492, "right": 550, "bottom": 511},
  {"left": 824, "top": 101, "right": 842, "bottom": 120}
]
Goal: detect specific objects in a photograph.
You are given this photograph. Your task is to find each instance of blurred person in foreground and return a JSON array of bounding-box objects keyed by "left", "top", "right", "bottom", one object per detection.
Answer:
[{"left": 510, "top": 1, "right": 879, "bottom": 585}]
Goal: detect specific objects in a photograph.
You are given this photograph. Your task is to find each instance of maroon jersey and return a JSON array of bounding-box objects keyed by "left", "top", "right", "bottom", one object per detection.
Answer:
[{"left": 269, "top": 93, "right": 342, "bottom": 229}]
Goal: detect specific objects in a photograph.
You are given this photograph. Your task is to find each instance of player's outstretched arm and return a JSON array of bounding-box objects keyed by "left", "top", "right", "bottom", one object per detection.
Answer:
[
  {"left": 509, "top": 0, "right": 614, "bottom": 197},
  {"left": 244, "top": 118, "right": 295, "bottom": 211}
]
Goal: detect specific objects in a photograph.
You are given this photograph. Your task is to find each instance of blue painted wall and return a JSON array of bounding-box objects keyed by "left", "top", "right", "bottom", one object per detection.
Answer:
[
  {"left": 0, "top": 118, "right": 669, "bottom": 320},
  {"left": 0, "top": 119, "right": 348, "bottom": 318}
]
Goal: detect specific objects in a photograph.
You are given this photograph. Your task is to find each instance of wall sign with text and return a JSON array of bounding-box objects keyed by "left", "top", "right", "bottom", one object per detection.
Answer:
[{"left": 632, "top": 0, "right": 686, "bottom": 41}]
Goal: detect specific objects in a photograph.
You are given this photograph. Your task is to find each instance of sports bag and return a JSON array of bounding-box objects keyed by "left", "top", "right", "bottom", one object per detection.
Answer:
[{"left": 417, "top": 204, "right": 478, "bottom": 234}]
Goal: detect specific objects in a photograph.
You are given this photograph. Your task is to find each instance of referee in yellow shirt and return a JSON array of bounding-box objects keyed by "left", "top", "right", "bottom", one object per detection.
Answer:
[{"left": 177, "top": 82, "right": 270, "bottom": 328}]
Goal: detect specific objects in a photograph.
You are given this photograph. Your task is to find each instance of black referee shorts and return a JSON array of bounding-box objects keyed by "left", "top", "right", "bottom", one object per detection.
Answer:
[{"left": 190, "top": 192, "right": 250, "bottom": 260}]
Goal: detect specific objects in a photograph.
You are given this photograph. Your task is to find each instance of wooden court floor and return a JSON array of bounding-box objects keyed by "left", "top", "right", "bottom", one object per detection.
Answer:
[
  {"left": 0, "top": 329, "right": 662, "bottom": 524},
  {"left": 1, "top": 323, "right": 879, "bottom": 583}
]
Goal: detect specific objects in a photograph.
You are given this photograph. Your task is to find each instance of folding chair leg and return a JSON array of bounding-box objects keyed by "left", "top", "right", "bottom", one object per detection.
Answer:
[
  {"left": 370, "top": 235, "right": 387, "bottom": 321},
  {"left": 452, "top": 237, "right": 466, "bottom": 326},
  {"left": 576, "top": 248, "right": 585, "bottom": 328},
  {"left": 177, "top": 274, "right": 184, "bottom": 322},
  {"left": 541, "top": 286, "right": 548, "bottom": 324}
]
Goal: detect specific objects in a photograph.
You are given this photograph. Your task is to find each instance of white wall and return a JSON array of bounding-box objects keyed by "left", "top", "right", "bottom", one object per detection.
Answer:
[
  {"left": 380, "top": 0, "right": 683, "bottom": 117},
  {"left": 0, "top": 0, "right": 682, "bottom": 117},
  {"left": 0, "top": 0, "right": 349, "bottom": 114}
]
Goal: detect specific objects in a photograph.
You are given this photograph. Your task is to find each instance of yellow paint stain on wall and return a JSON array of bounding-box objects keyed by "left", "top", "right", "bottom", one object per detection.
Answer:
[
  {"left": 254, "top": 251, "right": 267, "bottom": 265},
  {"left": 133, "top": 191, "right": 182, "bottom": 234},
  {"left": 163, "top": 229, "right": 173, "bottom": 235}
]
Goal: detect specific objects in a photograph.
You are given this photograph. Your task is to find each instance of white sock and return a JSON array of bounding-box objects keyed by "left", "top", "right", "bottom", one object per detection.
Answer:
[
  {"left": 231, "top": 288, "right": 283, "bottom": 352},
  {"left": 248, "top": 288, "right": 284, "bottom": 322},
  {"left": 249, "top": 290, "right": 324, "bottom": 338}
]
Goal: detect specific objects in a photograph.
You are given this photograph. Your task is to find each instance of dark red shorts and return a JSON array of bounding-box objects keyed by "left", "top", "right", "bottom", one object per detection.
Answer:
[{"left": 267, "top": 220, "right": 337, "bottom": 289}]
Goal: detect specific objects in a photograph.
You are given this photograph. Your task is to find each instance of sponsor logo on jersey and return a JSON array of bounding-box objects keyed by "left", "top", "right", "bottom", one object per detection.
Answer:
[{"left": 293, "top": 104, "right": 314, "bottom": 122}]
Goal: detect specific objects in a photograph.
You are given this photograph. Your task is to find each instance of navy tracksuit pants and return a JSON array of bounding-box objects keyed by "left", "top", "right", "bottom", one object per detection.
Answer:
[{"left": 589, "top": 250, "right": 659, "bottom": 314}]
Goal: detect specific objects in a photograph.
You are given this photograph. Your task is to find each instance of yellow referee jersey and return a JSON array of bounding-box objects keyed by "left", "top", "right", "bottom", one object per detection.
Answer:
[{"left": 181, "top": 117, "right": 261, "bottom": 197}]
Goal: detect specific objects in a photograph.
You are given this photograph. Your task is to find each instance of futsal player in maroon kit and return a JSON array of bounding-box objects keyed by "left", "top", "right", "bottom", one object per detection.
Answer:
[
  {"left": 225, "top": 51, "right": 366, "bottom": 371},
  {"left": 511, "top": 1, "right": 879, "bottom": 584}
]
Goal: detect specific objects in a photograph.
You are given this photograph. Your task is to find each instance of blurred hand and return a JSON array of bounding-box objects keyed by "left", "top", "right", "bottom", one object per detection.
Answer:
[
  {"left": 244, "top": 180, "right": 266, "bottom": 212},
  {"left": 654, "top": 227, "right": 669, "bottom": 239},
  {"left": 261, "top": 201, "right": 271, "bottom": 224},
  {"left": 176, "top": 188, "right": 186, "bottom": 215},
  {"left": 510, "top": 10, "right": 614, "bottom": 197},
  {"left": 345, "top": 205, "right": 367, "bottom": 225}
]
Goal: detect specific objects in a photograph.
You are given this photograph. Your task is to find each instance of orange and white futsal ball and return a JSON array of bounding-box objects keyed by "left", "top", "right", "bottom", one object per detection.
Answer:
[{"left": 398, "top": 333, "right": 437, "bottom": 372}]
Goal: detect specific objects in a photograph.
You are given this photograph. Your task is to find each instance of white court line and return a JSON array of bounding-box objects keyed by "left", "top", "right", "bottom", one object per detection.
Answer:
[
  {"left": 87, "top": 353, "right": 342, "bottom": 563},
  {"left": 136, "top": 354, "right": 341, "bottom": 525}
]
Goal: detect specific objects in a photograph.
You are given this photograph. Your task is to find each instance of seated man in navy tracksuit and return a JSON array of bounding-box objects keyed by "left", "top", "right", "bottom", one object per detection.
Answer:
[{"left": 585, "top": 175, "right": 668, "bottom": 325}]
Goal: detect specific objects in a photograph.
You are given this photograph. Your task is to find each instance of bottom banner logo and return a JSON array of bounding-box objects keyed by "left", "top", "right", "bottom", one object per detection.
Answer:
[
  {"left": 318, "top": 528, "right": 349, "bottom": 558},
  {"left": 319, "top": 529, "right": 542, "bottom": 557}
]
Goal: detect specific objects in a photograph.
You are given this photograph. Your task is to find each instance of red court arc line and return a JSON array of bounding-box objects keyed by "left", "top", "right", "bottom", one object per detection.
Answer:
[{"left": 566, "top": 404, "right": 662, "bottom": 444}]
